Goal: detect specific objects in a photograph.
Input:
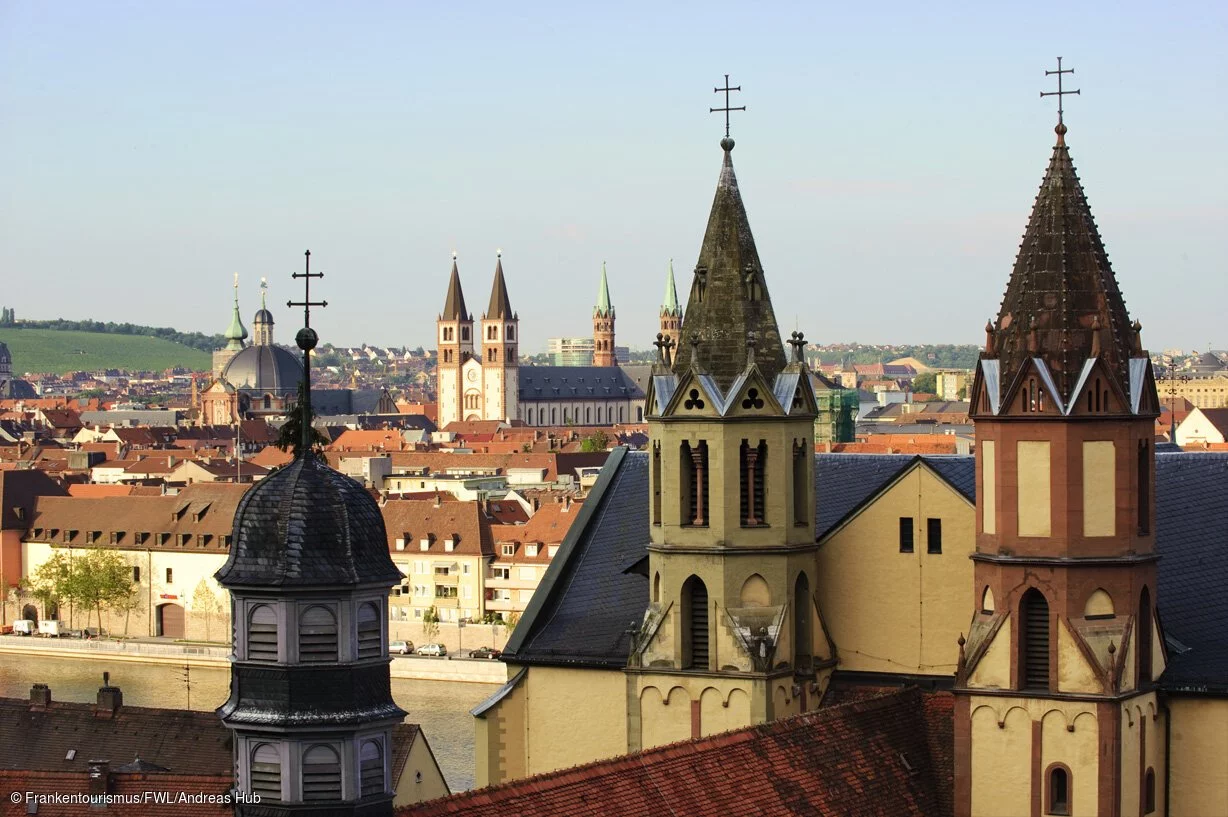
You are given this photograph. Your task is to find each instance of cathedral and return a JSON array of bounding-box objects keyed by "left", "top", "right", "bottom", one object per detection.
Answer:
[{"left": 446, "top": 83, "right": 1227, "bottom": 817}]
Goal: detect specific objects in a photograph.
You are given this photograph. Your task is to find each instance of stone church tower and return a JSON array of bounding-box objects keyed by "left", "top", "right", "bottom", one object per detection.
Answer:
[
  {"left": 659, "top": 259, "right": 683, "bottom": 352},
  {"left": 956, "top": 112, "right": 1164, "bottom": 817},
  {"left": 436, "top": 255, "right": 474, "bottom": 429},
  {"left": 212, "top": 274, "right": 249, "bottom": 378},
  {"left": 481, "top": 253, "right": 519, "bottom": 422},
  {"left": 633, "top": 134, "right": 831, "bottom": 748},
  {"left": 216, "top": 283, "right": 406, "bottom": 815},
  {"left": 593, "top": 262, "right": 617, "bottom": 367}
]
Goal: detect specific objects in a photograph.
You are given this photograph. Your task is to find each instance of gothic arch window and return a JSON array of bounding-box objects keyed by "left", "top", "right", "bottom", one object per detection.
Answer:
[
  {"left": 299, "top": 605, "right": 338, "bottom": 663},
  {"left": 1046, "top": 764, "right": 1071, "bottom": 815},
  {"left": 792, "top": 439, "right": 809, "bottom": 526},
  {"left": 461, "top": 326, "right": 469, "bottom": 341},
  {"left": 302, "top": 745, "right": 342, "bottom": 801},
  {"left": 794, "top": 572, "right": 812, "bottom": 668},
  {"left": 1094, "top": 378, "right": 1103, "bottom": 412},
  {"left": 356, "top": 601, "right": 381, "bottom": 659},
  {"left": 506, "top": 325, "right": 515, "bottom": 341},
  {"left": 651, "top": 442, "right": 662, "bottom": 526},
  {"left": 1084, "top": 589, "right": 1115, "bottom": 619},
  {"left": 1139, "top": 587, "right": 1153, "bottom": 685},
  {"left": 250, "top": 743, "right": 282, "bottom": 801},
  {"left": 739, "top": 439, "right": 767, "bottom": 526},
  {"left": 1144, "top": 768, "right": 1156, "bottom": 814},
  {"left": 680, "top": 441, "right": 709, "bottom": 526},
  {"left": 681, "top": 576, "right": 709, "bottom": 670},
  {"left": 360, "top": 740, "right": 385, "bottom": 798},
  {"left": 652, "top": 572, "right": 660, "bottom": 604},
  {"left": 247, "top": 604, "right": 278, "bottom": 662},
  {"left": 1020, "top": 588, "right": 1050, "bottom": 690},
  {"left": 980, "top": 586, "right": 995, "bottom": 614}
]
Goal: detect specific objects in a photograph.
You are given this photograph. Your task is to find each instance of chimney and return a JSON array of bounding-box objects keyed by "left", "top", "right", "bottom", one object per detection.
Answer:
[
  {"left": 87, "top": 760, "right": 111, "bottom": 796},
  {"left": 95, "top": 672, "right": 122, "bottom": 718},
  {"left": 563, "top": 496, "right": 572, "bottom": 512},
  {"left": 29, "top": 683, "right": 52, "bottom": 710}
]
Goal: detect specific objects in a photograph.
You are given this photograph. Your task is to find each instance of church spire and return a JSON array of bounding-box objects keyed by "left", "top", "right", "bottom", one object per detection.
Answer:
[
  {"left": 486, "top": 251, "right": 515, "bottom": 321},
  {"left": 224, "top": 274, "right": 248, "bottom": 351},
  {"left": 670, "top": 138, "right": 786, "bottom": 390},
  {"left": 594, "top": 262, "right": 614, "bottom": 318},
  {"left": 442, "top": 253, "right": 469, "bottom": 321},
  {"left": 989, "top": 92, "right": 1136, "bottom": 404},
  {"left": 661, "top": 259, "right": 681, "bottom": 317}
]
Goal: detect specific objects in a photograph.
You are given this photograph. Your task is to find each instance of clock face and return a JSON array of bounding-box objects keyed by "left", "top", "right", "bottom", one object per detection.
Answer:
[{"left": 467, "top": 369, "right": 478, "bottom": 382}]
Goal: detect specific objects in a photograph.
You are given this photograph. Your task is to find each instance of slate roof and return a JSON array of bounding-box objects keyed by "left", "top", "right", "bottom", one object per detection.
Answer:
[
  {"left": 1155, "top": 452, "right": 1228, "bottom": 693},
  {"left": 221, "top": 343, "right": 302, "bottom": 393},
  {"left": 486, "top": 257, "right": 514, "bottom": 321},
  {"left": 215, "top": 456, "right": 403, "bottom": 588},
  {"left": 670, "top": 142, "right": 788, "bottom": 390},
  {"left": 517, "top": 366, "right": 645, "bottom": 402},
  {"left": 403, "top": 687, "right": 946, "bottom": 817},
  {"left": 441, "top": 259, "right": 470, "bottom": 322},
  {"left": 501, "top": 448, "right": 646, "bottom": 668},
  {"left": 814, "top": 454, "right": 976, "bottom": 539},
  {"left": 990, "top": 127, "right": 1137, "bottom": 404}
]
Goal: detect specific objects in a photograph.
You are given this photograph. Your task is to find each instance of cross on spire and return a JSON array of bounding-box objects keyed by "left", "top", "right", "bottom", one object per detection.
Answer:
[
  {"left": 1041, "top": 56, "right": 1080, "bottom": 137},
  {"left": 287, "top": 250, "right": 328, "bottom": 458},
  {"left": 710, "top": 73, "right": 746, "bottom": 145}
]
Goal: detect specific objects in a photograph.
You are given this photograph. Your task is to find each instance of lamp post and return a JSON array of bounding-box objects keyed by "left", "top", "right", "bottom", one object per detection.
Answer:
[{"left": 1165, "top": 366, "right": 1191, "bottom": 445}]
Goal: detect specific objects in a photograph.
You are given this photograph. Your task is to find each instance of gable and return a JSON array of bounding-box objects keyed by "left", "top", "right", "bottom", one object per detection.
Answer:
[
  {"left": 660, "top": 370, "right": 720, "bottom": 419},
  {"left": 724, "top": 367, "right": 785, "bottom": 418}
]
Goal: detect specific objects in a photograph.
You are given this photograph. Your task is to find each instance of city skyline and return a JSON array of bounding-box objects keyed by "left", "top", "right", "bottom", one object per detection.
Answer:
[{"left": 1, "top": 1, "right": 1224, "bottom": 353}]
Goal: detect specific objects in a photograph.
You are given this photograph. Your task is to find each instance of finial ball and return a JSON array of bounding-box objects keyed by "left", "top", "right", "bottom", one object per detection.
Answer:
[
  {"left": 296, "top": 327, "right": 318, "bottom": 352},
  {"left": 720, "top": 137, "right": 735, "bottom": 152},
  {"left": 1055, "top": 122, "right": 1068, "bottom": 137}
]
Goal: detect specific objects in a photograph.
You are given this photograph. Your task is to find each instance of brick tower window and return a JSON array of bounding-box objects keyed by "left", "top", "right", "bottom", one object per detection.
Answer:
[
  {"left": 681, "top": 441, "right": 709, "bottom": 527},
  {"left": 1046, "top": 764, "right": 1071, "bottom": 815},
  {"left": 1020, "top": 588, "right": 1050, "bottom": 690}
]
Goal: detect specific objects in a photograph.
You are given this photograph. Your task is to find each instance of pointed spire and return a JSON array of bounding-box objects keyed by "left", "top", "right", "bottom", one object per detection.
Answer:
[
  {"left": 442, "top": 252, "right": 469, "bottom": 322},
  {"left": 594, "top": 262, "right": 614, "bottom": 318},
  {"left": 671, "top": 142, "right": 787, "bottom": 390},
  {"left": 224, "top": 274, "right": 248, "bottom": 351},
  {"left": 992, "top": 127, "right": 1136, "bottom": 403},
  {"left": 661, "top": 259, "right": 681, "bottom": 317},
  {"left": 486, "top": 251, "right": 514, "bottom": 321}
]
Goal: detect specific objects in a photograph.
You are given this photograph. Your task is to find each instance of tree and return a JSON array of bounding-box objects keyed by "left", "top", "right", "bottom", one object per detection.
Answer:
[
  {"left": 72, "top": 550, "right": 135, "bottom": 633},
  {"left": 912, "top": 372, "right": 937, "bottom": 395},
  {"left": 580, "top": 430, "right": 610, "bottom": 452},
  {"left": 505, "top": 611, "right": 520, "bottom": 634},
  {"left": 191, "top": 579, "right": 226, "bottom": 642},
  {"left": 422, "top": 605, "right": 440, "bottom": 643},
  {"left": 276, "top": 378, "right": 327, "bottom": 458},
  {"left": 29, "top": 551, "right": 75, "bottom": 625}
]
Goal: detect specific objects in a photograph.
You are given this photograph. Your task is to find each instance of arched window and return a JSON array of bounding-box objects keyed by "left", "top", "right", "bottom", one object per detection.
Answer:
[
  {"left": 1144, "top": 767, "right": 1156, "bottom": 814},
  {"left": 302, "top": 745, "right": 342, "bottom": 801},
  {"left": 360, "top": 740, "right": 385, "bottom": 798},
  {"left": 1047, "top": 764, "right": 1071, "bottom": 815},
  {"left": 682, "top": 576, "right": 708, "bottom": 670},
  {"left": 1139, "top": 587, "right": 1153, "bottom": 685},
  {"left": 739, "top": 439, "right": 767, "bottom": 526},
  {"left": 795, "top": 573, "right": 811, "bottom": 668},
  {"left": 1084, "top": 589, "right": 1115, "bottom": 619},
  {"left": 651, "top": 442, "right": 662, "bottom": 525},
  {"left": 247, "top": 604, "right": 278, "bottom": 662},
  {"left": 739, "top": 574, "right": 771, "bottom": 607},
  {"left": 357, "top": 602, "right": 381, "bottom": 659},
  {"left": 792, "top": 439, "right": 808, "bottom": 526},
  {"left": 250, "top": 743, "right": 281, "bottom": 800},
  {"left": 652, "top": 572, "right": 660, "bottom": 604},
  {"left": 980, "top": 586, "right": 995, "bottom": 614},
  {"left": 680, "top": 441, "right": 709, "bottom": 526},
  {"left": 299, "top": 605, "right": 338, "bottom": 663},
  {"left": 1020, "top": 588, "right": 1050, "bottom": 689},
  {"left": 263, "top": 394, "right": 272, "bottom": 410}
]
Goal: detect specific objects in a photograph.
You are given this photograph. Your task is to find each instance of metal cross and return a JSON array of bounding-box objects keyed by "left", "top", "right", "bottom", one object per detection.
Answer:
[
  {"left": 287, "top": 249, "right": 327, "bottom": 329},
  {"left": 1040, "top": 57, "right": 1080, "bottom": 126},
  {"left": 710, "top": 74, "right": 746, "bottom": 138}
]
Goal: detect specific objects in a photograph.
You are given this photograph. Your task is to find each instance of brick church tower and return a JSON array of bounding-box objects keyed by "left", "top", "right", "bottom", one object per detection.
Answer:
[
  {"left": 659, "top": 259, "right": 683, "bottom": 352},
  {"left": 481, "top": 253, "right": 519, "bottom": 421},
  {"left": 593, "top": 262, "right": 617, "bottom": 367},
  {"left": 956, "top": 75, "right": 1165, "bottom": 817}
]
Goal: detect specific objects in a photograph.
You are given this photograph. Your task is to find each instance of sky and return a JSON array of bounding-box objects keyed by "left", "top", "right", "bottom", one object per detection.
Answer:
[{"left": 1, "top": 1, "right": 1225, "bottom": 355}]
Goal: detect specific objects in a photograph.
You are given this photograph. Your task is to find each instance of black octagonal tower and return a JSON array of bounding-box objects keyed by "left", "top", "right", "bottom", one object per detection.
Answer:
[{"left": 217, "top": 253, "right": 405, "bottom": 816}]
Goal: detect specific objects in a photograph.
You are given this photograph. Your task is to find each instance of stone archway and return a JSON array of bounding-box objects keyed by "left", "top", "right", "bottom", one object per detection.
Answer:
[{"left": 21, "top": 604, "right": 38, "bottom": 623}]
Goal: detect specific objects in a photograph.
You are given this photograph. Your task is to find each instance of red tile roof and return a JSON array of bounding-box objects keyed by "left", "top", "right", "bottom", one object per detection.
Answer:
[
  {"left": 0, "top": 771, "right": 232, "bottom": 816},
  {"left": 401, "top": 687, "right": 947, "bottom": 817}
]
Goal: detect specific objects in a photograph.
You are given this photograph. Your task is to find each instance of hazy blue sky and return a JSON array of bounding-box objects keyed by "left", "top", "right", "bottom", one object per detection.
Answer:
[{"left": 2, "top": 1, "right": 1225, "bottom": 354}]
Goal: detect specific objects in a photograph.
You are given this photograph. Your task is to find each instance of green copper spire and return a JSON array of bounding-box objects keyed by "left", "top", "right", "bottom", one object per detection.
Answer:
[
  {"left": 661, "top": 259, "right": 681, "bottom": 317},
  {"left": 224, "top": 273, "right": 248, "bottom": 351},
  {"left": 594, "top": 262, "right": 614, "bottom": 318}
]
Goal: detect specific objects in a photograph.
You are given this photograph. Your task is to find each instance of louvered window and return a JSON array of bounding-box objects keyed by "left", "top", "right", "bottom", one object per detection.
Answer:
[
  {"left": 357, "top": 602, "right": 381, "bottom": 659},
  {"left": 1020, "top": 589, "right": 1050, "bottom": 690},
  {"left": 793, "top": 440, "right": 808, "bottom": 526},
  {"left": 248, "top": 605, "right": 278, "bottom": 662},
  {"left": 360, "top": 740, "right": 385, "bottom": 797},
  {"left": 739, "top": 440, "right": 767, "bottom": 526},
  {"left": 299, "top": 606, "right": 338, "bottom": 663},
  {"left": 683, "top": 576, "right": 709, "bottom": 670},
  {"left": 681, "top": 441, "right": 709, "bottom": 526},
  {"left": 250, "top": 743, "right": 281, "bottom": 800},
  {"left": 302, "top": 745, "right": 341, "bottom": 801}
]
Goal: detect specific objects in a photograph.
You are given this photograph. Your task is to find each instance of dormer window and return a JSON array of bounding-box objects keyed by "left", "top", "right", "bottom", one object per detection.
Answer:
[
  {"left": 501, "top": 543, "right": 515, "bottom": 556},
  {"left": 526, "top": 544, "right": 539, "bottom": 558}
]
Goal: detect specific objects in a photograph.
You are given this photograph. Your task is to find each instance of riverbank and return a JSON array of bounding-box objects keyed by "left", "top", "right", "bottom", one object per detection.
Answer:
[{"left": 0, "top": 636, "right": 508, "bottom": 683}]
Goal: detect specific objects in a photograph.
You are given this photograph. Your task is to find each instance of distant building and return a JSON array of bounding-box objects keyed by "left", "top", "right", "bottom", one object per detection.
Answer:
[
  {"left": 0, "top": 341, "right": 37, "bottom": 399},
  {"left": 546, "top": 337, "right": 594, "bottom": 366}
]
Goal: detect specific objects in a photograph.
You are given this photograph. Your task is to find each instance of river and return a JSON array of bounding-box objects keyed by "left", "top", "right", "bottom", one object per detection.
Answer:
[{"left": 0, "top": 653, "right": 497, "bottom": 792}]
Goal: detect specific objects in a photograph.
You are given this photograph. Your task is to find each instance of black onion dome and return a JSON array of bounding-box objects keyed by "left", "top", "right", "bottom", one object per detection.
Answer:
[
  {"left": 216, "top": 456, "right": 402, "bottom": 587},
  {"left": 253, "top": 308, "right": 275, "bottom": 324},
  {"left": 221, "top": 344, "right": 302, "bottom": 391}
]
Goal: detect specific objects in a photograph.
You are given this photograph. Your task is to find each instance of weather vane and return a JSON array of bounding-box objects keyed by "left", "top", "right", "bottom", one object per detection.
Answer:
[
  {"left": 287, "top": 250, "right": 327, "bottom": 457},
  {"left": 1041, "top": 57, "right": 1080, "bottom": 135},
  {"left": 710, "top": 73, "right": 746, "bottom": 143}
]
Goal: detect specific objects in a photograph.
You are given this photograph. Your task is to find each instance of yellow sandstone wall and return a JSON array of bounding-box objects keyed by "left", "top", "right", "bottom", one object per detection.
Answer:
[
  {"left": 1082, "top": 441, "right": 1117, "bottom": 537},
  {"left": 524, "top": 666, "right": 626, "bottom": 776},
  {"left": 1017, "top": 440, "right": 1051, "bottom": 536},
  {"left": 1169, "top": 697, "right": 1227, "bottom": 817}
]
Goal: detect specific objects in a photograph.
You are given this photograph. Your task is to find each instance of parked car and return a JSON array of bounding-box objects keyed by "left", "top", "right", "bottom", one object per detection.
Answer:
[
  {"left": 389, "top": 640, "right": 414, "bottom": 655},
  {"left": 468, "top": 646, "right": 502, "bottom": 660},
  {"left": 415, "top": 643, "right": 447, "bottom": 657}
]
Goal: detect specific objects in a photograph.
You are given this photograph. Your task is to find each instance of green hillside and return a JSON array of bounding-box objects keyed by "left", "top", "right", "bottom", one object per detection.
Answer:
[{"left": 0, "top": 328, "right": 210, "bottom": 375}]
